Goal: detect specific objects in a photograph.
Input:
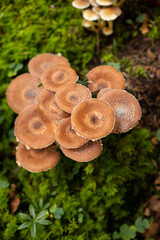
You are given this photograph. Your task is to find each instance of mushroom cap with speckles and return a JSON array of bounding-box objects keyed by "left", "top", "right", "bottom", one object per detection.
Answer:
[
  {"left": 71, "top": 98, "right": 115, "bottom": 140},
  {"left": 55, "top": 117, "right": 88, "bottom": 149},
  {"left": 41, "top": 64, "right": 79, "bottom": 92},
  {"left": 14, "top": 104, "right": 57, "bottom": 149},
  {"left": 97, "top": 88, "right": 112, "bottom": 98},
  {"left": 72, "top": 0, "right": 90, "bottom": 9},
  {"left": 55, "top": 83, "right": 91, "bottom": 113},
  {"left": 38, "top": 88, "right": 70, "bottom": 121},
  {"left": 87, "top": 65, "right": 125, "bottom": 93},
  {"left": 61, "top": 140, "right": 103, "bottom": 162},
  {"left": 83, "top": 9, "right": 100, "bottom": 21},
  {"left": 98, "top": 89, "right": 142, "bottom": 133},
  {"left": 28, "top": 53, "right": 70, "bottom": 78},
  {"left": 16, "top": 143, "right": 60, "bottom": 172},
  {"left": 6, "top": 73, "right": 42, "bottom": 114},
  {"left": 100, "top": 7, "right": 122, "bottom": 21}
]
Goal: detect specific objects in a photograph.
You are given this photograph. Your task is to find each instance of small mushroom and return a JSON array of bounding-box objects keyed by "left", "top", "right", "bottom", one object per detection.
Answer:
[
  {"left": 98, "top": 89, "right": 142, "bottom": 133},
  {"left": 102, "top": 26, "right": 113, "bottom": 36},
  {"left": 16, "top": 143, "right": 60, "bottom": 172},
  {"left": 100, "top": 7, "right": 122, "bottom": 21},
  {"left": 71, "top": 98, "right": 115, "bottom": 140},
  {"left": 38, "top": 88, "right": 70, "bottom": 121},
  {"left": 89, "top": 0, "right": 98, "bottom": 6},
  {"left": 14, "top": 104, "right": 57, "bottom": 149},
  {"left": 86, "top": 65, "right": 125, "bottom": 93},
  {"left": 55, "top": 83, "right": 91, "bottom": 113},
  {"left": 96, "top": 0, "right": 115, "bottom": 6},
  {"left": 41, "top": 64, "right": 79, "bottom": 92},
  {"left": 72, "top": 0, "right": 90, "bottom": 9},
  {"left": 83, "top": 9, "right": 100, "bottom": 21},
  {"left": 92, "top": 6, "right": 102, "bottom": 15},
  {"left": 61, "top": 140, "right": 103, "bottom": 162},
  {"left": 55, "top": 117, "right": 88, "bottom": 149},
  {"left": 28, "top": 53, "right": 70, "bottom": 78},
  {"left": 6, "top": 73, "right": 42, "bottom": 114},
  {"left": 82, "top": 19, "right": 92, "bottom": 28}
]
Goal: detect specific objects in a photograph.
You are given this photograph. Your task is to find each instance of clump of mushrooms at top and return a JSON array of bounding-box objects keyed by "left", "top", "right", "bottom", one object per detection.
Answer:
[{"left": 72, "top": 0, "right": 124, "bottom": 36}]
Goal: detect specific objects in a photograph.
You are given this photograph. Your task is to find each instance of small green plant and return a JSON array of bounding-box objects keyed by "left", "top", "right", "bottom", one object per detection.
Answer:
[
  {"left": 112, "top": 217, "right": 150, "bottom": 240},
  {"left": 133, "top": 65, "right": 149, "bottom": 80},
  {"left": 18, "top": 204, "right": 52, "bottom": 239}
]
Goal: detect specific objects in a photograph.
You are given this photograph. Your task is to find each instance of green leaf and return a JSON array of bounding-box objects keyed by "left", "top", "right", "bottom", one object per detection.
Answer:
[
  {"left": 156, "top": 129, "right": 160, "bottom": 141},
  {"left": 120, "top": 224, "right": 136, "bottom": 240},
  {"left": 39, "top": 198, "right": 43, "bottom": 209},
  {"left": 136, "top": 13, "right": 146, "bottom": 23},
  {"left": 126, "top": 19, "right": 133, "bottom": 24},
  {"left": 50, "top": 207, "right": 64, "bottom": 219},
  {"left": 31, "top": 223, "right": 36, "bottom": 238},
  {"left": 29, "top": 205, "right": 35, "bottom": 219},
  {"left": 135, "top": 217, "right": 149, "bottom": 233},
  {"left": 18, "top": 222, "right": 32, "bottom": 230},
  {"left": 38, "top": 82, "right": 43, "bottom": 88},
  {"left": 78, "top": 213, "right": 83, "bottom": 223},
  {"left": 19, "top": 213, "right": 32, "bottom": 221},
  {"left": 36, "top": 219, "right": 52, "bottom": 225},
  {"left": 113, "top": 231, "right": 120, "bottom": 239},
  {"left": 142, "top": 219, "right": 149, "bottom": 229},
  {"left": 36, "top": 210, "right": 48, "bottom": 220},
  {"left": 0, "top": 180, "right": 9, "bottom": 189},
  {"left": 107, "top": 62, "right": 121, "bottom": 72},
  {"left": 43, "top": 202, "right": 50, "bottom": 209}
]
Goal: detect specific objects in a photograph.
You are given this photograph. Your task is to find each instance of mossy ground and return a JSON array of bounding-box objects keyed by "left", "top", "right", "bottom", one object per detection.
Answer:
[{"left": 0, "top": 0, "right": 160, "bottom": 239}]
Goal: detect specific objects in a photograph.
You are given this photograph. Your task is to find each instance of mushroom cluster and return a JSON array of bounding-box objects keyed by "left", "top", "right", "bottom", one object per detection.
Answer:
[
  {"left": 6, "top": 53, "right": 141, "bottom": 172},
  {"left": 72, "top": 0, "right": 125, "bottom": 36}
]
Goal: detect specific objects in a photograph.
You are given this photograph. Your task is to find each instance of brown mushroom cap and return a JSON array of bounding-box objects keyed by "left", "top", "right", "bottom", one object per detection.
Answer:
[
  {"left": 55, "top": 83, "right": 92, "bottom": 113},
  {"left": 83, "top": 9, "right": 100, "bottom": 21},
  {"left": 86, "top": 65, "right": 125, "bottom": 93},
  {"left": 89, "top": 0, "right": 98, "bottom": 6},
  {"left": 6, "top": 73, "right": 42, "bottom": 114},
  {"left": 71, "top": 98, "right": 115, "bottom": 140},
  {"left": 28, "top": 53, "right": 70, "bottom": 78},
  {"left": 96, "top": 0, "right": 115, "bottom": 6},
  {"left": 61, "top": 140, "right": 103, "bottom": 162},
  {"left": 100, "top": 7, "right": 122, "bottom": 21},
  {"left": 16, "top": 143, "right": 60, "bottom": 172},
  {"left": 82, "top": 19, "right": 92, "bottom": 28},
  {"left": 38, "top": 88, "right": 70, "bottom": 121},
  {"left": 55, "top": 117, "right": 88, "bottom": 149},
  {"left": 97, "top": 88, "right": 112, "bottom": 98},
  {"left": 72, "top": 0, "right": 90, "bottom": 9},
  {"left": 41, "top": 64, "right": 79, "bottom": 92},
  {"left": 92, "top": 6, "right": 102, "bottom": 15},
  {"left": 98, "top": 89, "right": 142, "bottom": 133},
  {"left": 14, "top": 104, "right": 57, "bottom": 149},
  {"left": 102, "top": 27, "right": 113, "bottom": 36}
]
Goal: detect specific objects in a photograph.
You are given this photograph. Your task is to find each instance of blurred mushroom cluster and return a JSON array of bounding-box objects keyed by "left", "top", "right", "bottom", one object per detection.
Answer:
[
  {"left": 72, "top": 0, "right": 125, "bottom": 36},
  {"left": 6, "top": 53, "right": 141, "bottom": 173}
]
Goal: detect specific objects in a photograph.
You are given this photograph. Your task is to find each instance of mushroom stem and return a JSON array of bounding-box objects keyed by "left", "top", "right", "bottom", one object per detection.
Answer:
[
  {"left": 90, "top": 21, "right": 97, "bottom": 32},
  {"left": 117, "top": 0, "right": 125, "bottom": 7},
  {"left": 108, "top": 20, "right": 113, "bottom": 30}
]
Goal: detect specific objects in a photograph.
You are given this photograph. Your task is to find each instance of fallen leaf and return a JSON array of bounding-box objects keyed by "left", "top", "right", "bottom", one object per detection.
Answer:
[
  {"left": 146, "top": 49, "right": 156, "bottom": 61},
  {"left": 148, "top": 222, "right": 159, "bottom": 236},
  {"left": 10, "top": 196, "right": 20, "bottom": 213}
]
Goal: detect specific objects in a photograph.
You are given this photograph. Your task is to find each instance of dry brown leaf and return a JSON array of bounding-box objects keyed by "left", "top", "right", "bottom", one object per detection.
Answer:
[
  {"left": 148, "top": 222, "right": 159, "bottom": 236},
  {"left": 10, "top": 196, "right": 20, "bottom": 213},
  {"left": 146, "top": 49, "right": 156, "bottom": 61}
]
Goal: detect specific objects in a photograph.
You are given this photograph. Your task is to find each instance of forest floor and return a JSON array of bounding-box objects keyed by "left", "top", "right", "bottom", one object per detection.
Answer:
[{"left": 119, "top": 35, "right": 160, "bottom": 239}]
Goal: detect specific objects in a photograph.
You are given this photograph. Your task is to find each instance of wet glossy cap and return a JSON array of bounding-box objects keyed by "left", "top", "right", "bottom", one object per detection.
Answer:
[
  {"left": 96, "top": 0, "right": 115, "bottom": 6},
  {"left": 87, "top": 65, "right": 125, "bottom": 93},
  {"left": 72, "top": 0, "right": 90, "bottom": 9},
  {"left": 16, "top": 143, "right": 60, "bottom": 172},
  {"left": 14, "top": 104, "right": 57, "bottom": 149},
  {"left": 38, "top": 88, "right": 70, "bottom": 121},
  {"left": 71, "top": 98, "right": 115, "bottom": 140},
  {"left": 61, "top": 140, "right": 103, "bottom": 162},
  {"left": 83, "top": 9, "right": 100, "bottom": 21},
  {"left": 6, "top": 73, "right": 42, "bottom": 114},
  {"left": 28, "top": 53, "right": 70, "bottom": 78},
  {"left": 55, "top": 83, "right": 91, "bottom": 113},
  {"left": 100, "top": 7, "right": 122, "bottom": 21},
  {"left": 98, "top": 89, "right": 142, "bottom": 133},
  {"left": 41, "top": 64, "right": 79, "bottom": 92}
]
